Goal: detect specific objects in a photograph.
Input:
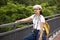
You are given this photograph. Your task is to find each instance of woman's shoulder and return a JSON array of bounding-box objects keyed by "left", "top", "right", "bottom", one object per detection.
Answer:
[
  {"left": 40, "top": 15, "right": 45, "bottom": 18},
  {"left": 40, "top": 15, "right": 45, "bottom": 22},
  {"left": 30, "top": 14, "right": 35, "bottom": 19}
]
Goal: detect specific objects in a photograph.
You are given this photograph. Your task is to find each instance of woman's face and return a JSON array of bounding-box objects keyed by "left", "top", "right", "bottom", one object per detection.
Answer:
[{"left": 34, "top": 8, "right": 41, "bottom": 15}]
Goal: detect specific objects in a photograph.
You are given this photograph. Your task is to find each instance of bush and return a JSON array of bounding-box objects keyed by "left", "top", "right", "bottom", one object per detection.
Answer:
[
  {"left": 41, "top": 3, "right": 57, "bottom": 16},
  {"left": 0, "top": 2, "right": 34, "bottom": 24},
  {"left": 0, "top": 1, "right": 58, "bottom": 32},
  {"left": 0, "top": 2, "right": 57, "bottom": 24}
]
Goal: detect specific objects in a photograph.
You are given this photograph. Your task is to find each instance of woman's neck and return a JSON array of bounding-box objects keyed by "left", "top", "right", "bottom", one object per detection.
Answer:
[{"left": 35, "top": 14, "right": 40, "bottom": 17}]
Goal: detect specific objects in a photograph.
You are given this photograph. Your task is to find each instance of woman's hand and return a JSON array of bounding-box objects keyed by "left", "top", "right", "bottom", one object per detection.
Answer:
[
  {"left": 15, "top": 20, "right": 20, "bottom": 23},
  {"left": 38, "top": 37, "right": 42, "bottom": 40},
  {"left": 46, "top": 35, "right": 48, "bottom": 40}
]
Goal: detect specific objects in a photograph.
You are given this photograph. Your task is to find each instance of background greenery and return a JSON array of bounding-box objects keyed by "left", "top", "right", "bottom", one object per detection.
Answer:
[{"left": 0, "top": 0, "right": 60, "bottom": 32}]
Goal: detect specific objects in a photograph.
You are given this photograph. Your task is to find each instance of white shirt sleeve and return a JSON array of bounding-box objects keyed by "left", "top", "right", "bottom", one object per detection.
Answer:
[
  {"left": 40, "top": 15, "right": 45, "bottom": 23},
  {"left": 30, "top": 14, "right": 35, "bottom": 19}
]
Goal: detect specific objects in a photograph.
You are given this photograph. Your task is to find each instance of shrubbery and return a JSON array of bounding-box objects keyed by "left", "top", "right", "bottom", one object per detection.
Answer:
[
  {"left": 0, "top": 2, "right": 57, "bottom": 24},
  {"left": 0, "top": 1, "right": 58, "bottom": 32}
]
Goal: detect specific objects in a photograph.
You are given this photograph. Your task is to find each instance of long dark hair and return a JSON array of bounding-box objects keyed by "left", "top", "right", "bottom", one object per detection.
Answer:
[
  {"left": 39, "top": 8, "right": 43, "bottom": 15},
  {"left": 40, "top": 10, "right": 43, "bottom": 15}
]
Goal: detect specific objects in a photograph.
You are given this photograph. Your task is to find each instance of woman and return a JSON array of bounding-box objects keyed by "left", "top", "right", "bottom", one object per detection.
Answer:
[{"left": 15, "top": 5, "right": 46, "bottom": 40}]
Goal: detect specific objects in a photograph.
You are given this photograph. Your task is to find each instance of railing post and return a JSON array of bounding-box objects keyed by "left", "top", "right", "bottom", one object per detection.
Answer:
[{"left": 13, "top": 24, "right": 17, "bottom": 29}]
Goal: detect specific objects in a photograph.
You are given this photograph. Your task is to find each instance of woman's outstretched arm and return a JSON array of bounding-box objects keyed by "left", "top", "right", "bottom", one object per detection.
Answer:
[{"left": 15, "top": 17, "right": 32, "bottom": 23}]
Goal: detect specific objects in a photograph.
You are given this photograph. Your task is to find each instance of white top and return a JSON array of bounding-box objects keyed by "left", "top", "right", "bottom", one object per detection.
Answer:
[{"left": 30, "top": 14, "right": 45, "bottom": 30}]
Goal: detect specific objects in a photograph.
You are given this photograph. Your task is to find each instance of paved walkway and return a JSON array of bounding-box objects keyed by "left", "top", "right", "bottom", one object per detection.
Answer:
[{"left": 53, "top": 32, "right": 60, "bottom": 40}]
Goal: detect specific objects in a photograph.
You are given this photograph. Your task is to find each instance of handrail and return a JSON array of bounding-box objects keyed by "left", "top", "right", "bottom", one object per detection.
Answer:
[
  {"left": 45, "top": 14, "right": 60, "bottom": 20},
  {"left": 0, "top": 24, "right": 33, "bottom": 36},
  {"left": 0, "top": 14, "right": 60, "bottom": 37},
  {"left": 0, "top": 15, "right": 60, "bottom": 36},
  {"left": 0, "top": 14, "right": 60, "bottom": 28},
  {"left": 48, "top": 26, "right": 60, "bottom": 37}
]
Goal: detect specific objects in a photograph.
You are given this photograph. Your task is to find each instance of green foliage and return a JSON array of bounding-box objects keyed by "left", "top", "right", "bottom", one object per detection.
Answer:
[
  {"left": 0, "top": 2, "right": 33, "bottom": 24},
  {"left": 0, "top": 0, "right": 7, "bottom": 6},
  {"left": 0, "top": 26, "right": 13, "bottom": 33},
  {"left": 0, "top": 0, "right": 60, "bottom": 32},
  {"left": 41, "top": 3, "right": 57, "bottom": 16},
  {"left": 0, "top": 2, "right": 58, "bottom": 24}
]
